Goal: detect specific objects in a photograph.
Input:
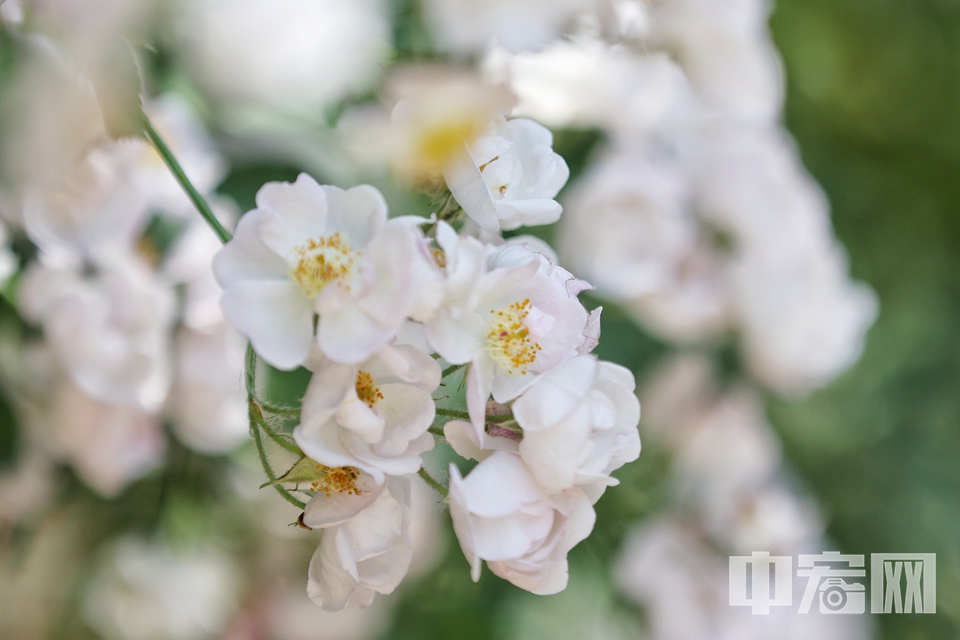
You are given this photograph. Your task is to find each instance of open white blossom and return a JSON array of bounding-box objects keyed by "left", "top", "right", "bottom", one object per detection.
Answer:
[
  {"left": 448, "top": 451, "right": 595, "bottom": 594},
  {"left": 293, "top": 344, "right": 440, "bottom": 483},
  {"left": 213, "top": 174, "right": 441, "bottom": 369},
  {"left": 426, "top": 227, "right": 589, "bottom": 425},
  {"left": 449, "top": 117, "right": 570, "bottom": 231},
  {"left": 305, "top": 476, "right": 413, "bottom": 612},
  {"left": 513, "top": 354, "right": 640, "bottom": 498}
]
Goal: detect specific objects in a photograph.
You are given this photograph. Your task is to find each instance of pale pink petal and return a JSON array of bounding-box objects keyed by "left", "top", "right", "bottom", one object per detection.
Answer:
[{"left": 220, "top": 279, "right": 312, "bottom": 370}]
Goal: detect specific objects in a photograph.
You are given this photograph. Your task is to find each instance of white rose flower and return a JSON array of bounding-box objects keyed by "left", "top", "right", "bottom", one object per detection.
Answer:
[
  {"left": 448, "top": 451, "right": 595, "bottom": 595},
  {"left": 82, "top": 537, "right": 239, "bottom": 640},
  {"left": 293, "top": 344, "right": 440, "bottom": 483},
  {"left": 177, "top": 0, "right": 390, "bottom": 121},
  {"left": 213, "top": 174, "right": 441, "bottom": 369},
  {"left": 305, "top": 476, "right": 413, "bottom": 612},
  {"left": 448, "top": 117, "right": 570, "bottom": 231},
  {"left": 46, "top": 381, "right": 166, "bottom": 498},
  {"left": 425, "top": 227, "right": 589, "bottom": 425},
  {"left": 513, "top": 354, "right": 641, "bottom": 498},
  {"left": 22, "top": 140, "right": 149, "bottom": 256},
  {"left": 20, "top": 251, "right": 175, "bottom": 412}
]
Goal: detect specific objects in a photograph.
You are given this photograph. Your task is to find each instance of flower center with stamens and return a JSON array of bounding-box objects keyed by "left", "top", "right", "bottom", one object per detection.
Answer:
[
  {"left": 308, "top": 463, "right": 365, "bottom": 497},
  {"left": 290, "top": 233, "right": 359, "bottom": 298},
  {"left": 486, "top": 298, "right": 542, "bottom": 375},
  {"left": 355, "top": 370, "right": 383, "bottom": 408}
]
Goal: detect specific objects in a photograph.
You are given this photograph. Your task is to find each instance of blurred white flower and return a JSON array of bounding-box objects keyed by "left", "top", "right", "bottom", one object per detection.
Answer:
[
  {"left": 449, "top": 117, "right": 569, "bottom": 231},
  {"left": 643, "top": 0, "right": 784, "bottom": 124},
  {"left": 20, "top": 251, "right": 175, "bottom": 412},
  {"left": 559, "top": 148, "right": 731, "bottom": 342},
  {"left": 0, "top": 0, "right": 24, "bottom": 24},
  {"left": 513, "top": 354, "right": 640, "bottom": 498},
  {"left": 487, "top": 38, "right": 694, "bottom": 140},
  {"left": 306, "top": 476, "right": 413, "bottom": 612},
  {"left": 421, "top": 0, "right": 599, "bottom": 53},
  {"left": 617, "top": 518, "right": 875, "bottom": 640},
  {"left": 293, "top": 344, "right": 439, "bottom": 483},
  {"left": 45, "top": 381, "right": 165, "bottom": 497},
  {"left": 83, "top": 537, "right": 239, "bottom": 640},
  {"left": 448, "top": 451, "right": 595, "bottom": 594},
  {"left": 177, "top": 0, "right": 390, "bottom": 122},
  {"left": 697, "top": 128, "right": 879, "bottom": 393},
  {"left": 22, "top": 139, "right": 150, "bottom": 256},
  {"left": 213, "top": 174, "right": 440, "bottom": 369},
  {"left": 168, "top": 324, "right": 248, "bottom": 455}
]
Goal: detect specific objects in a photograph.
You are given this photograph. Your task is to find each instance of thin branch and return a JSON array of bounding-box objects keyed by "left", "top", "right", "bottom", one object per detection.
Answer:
[
  {"left": 435, "top": 408, "right": 470, "bottom": 421},
  {"left": 145, "top": 119, "right": 232, "bottom": 244},
  {"left": 250, "top": 405, "right": 306, "bottom": 510},
  {"left": 418, "top": 468, "right": 448, "bottom": 497}
]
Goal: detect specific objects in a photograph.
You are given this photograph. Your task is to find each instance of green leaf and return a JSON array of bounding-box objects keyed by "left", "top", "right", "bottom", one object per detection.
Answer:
[{"left": 260, "top": 456, "right": 327, "bottom": 489}]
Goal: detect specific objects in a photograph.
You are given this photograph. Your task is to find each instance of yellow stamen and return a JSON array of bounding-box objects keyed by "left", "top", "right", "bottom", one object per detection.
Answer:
[
  {"left": 309, "top": 464, "right": 365, "bottom": 497},
  {"left": 355, "top": 370, "right": 383, "bottom": 408},
  {"left": 290, "top": 232, "right": 359, "bottom": 298},
  {"left": 486, "top": 298, "right": 542, "bottom": 375}
]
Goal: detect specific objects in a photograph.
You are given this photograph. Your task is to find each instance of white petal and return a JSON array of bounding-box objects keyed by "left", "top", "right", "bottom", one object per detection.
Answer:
[
  {"left": 316, "top": 283, "right": 395, "bottom": 364},
  {"left": 256, "top": 174, "right": 329, "bottom": 257},
  {"left": 212, "top": 210, "right": 289, "bottom": 288},
  {"left": 320, "top": 184, "right": 387, "bottom": 247},
  {"left": 302, "top": 473, "right": 383, "bottom": 529},
  {"left": 220, "top": 279, "right": 313, "bottom": 370},
  {"left": 459, "top": 451, "right": 545, "bottom": 518},
  {"left": 512, "top": 355, "right": 598, "bottom": 431},
  {"left": 443, "top": 147, "right": 500, "bottom": 232}
]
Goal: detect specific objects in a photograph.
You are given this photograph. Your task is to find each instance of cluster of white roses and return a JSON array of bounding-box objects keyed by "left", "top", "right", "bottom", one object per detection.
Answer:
[{"left": 213, "top": 110, "right": 639, "bottom": 608}]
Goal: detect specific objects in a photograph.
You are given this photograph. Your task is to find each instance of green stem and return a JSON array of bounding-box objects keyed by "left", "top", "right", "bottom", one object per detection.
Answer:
[
  {"left": 250, "top": 404, "right": 306, "bottom": 510},
  {"left": 144, "top": 119, "right": 232, "bottom": 244},
  {"left": 256, "top": 400, "right": 300, "bottom": 418},
  {"left": 252, "top": 409, "right": 304, "bottom": 456},
  {"left": 435, "top": 408, "right": 470, "bottom": 421},
  {"left": 434, "top": 407, "right": 514, "bottom": 423},
  {"left": 245, "top": 343, "right": 257, "bottom": 396},
  {"left": 418, "top": 468, "right": 448, "bottom": 497}
]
